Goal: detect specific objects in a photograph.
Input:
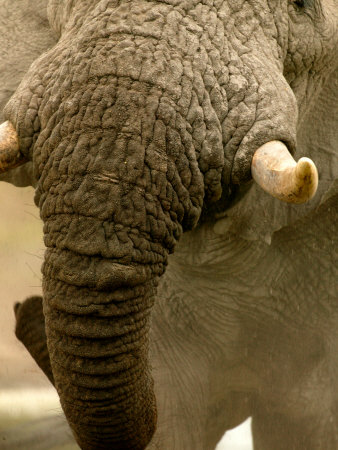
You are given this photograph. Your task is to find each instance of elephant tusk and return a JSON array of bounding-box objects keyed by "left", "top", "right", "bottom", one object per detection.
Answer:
[
  {"left": 0, "top": 121, "right": 27, "bottom": 173},
  {"left": 251, "top": 141, "right": 318, "bottom": 204}
]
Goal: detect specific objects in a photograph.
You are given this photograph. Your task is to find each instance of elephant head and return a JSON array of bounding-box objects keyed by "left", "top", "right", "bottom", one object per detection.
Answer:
[{"left": 1, "top": 1, "right": 337, "bottom": 448}]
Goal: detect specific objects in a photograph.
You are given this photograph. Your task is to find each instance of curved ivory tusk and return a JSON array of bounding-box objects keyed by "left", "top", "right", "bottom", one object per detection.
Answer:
[
  {"left": 0, "top": 121, "right": 27, "bottom": 173},
  {"left": 251, "top": 141, "right": 318, "bottom": 204}
]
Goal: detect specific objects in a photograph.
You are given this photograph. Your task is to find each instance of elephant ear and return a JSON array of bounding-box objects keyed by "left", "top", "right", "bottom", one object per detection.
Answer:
[
  {"left": 0, "top": 0, "right": 57, "bottom": 187},
  {"left": 214, "top": 66, "right": 338, "bottom": 244}
]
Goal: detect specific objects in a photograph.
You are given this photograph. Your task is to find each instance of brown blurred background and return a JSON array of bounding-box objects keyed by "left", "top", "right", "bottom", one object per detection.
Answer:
[
  {"left": 0, "top": 183, "right": 77, "bottom": 449},
  {"left": 0, "top": 184, "right": 44, "bottom": 391}
]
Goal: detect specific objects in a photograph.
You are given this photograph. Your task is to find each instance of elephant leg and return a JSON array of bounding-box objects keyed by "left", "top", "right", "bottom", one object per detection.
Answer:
[
  {"left": 14, "top": 296, "right": 54, "bottom": 385},
  {"left": 251, "top": 400, "right": 338, "bottom": 450}
]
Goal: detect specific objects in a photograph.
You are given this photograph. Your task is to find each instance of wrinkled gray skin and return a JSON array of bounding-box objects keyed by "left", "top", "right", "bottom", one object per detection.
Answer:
[
  {"left": 1, "top": 0, "right": 338, "bottom": 449},
  {"left": 0, "top": 0, "right": 56, "bottom": 185}
]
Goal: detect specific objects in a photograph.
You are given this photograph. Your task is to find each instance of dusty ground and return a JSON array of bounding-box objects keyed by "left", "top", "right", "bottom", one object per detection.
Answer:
[{"left": 0, "top": 182, "right": 252, "bottom": 449}]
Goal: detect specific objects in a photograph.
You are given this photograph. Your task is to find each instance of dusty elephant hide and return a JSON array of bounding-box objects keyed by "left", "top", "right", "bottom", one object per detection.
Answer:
[{"left": 0, "top": 0, "right": 337, "bottom": 449}]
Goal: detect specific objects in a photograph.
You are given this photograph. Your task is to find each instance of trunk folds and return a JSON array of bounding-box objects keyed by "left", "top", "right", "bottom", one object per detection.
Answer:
[{"left": 43, "top": 246, "right": 160, "bottom": 449}]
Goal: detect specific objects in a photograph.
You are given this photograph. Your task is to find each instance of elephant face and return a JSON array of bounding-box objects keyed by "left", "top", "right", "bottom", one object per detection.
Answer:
[{"left": 1, "top": 1, "right": 338, "bottom": 448}]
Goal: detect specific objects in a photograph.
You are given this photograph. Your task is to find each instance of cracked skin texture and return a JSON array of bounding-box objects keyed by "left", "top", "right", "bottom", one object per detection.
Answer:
[{"left": 4, "top": 0, "right": 338, "bottom": 449}]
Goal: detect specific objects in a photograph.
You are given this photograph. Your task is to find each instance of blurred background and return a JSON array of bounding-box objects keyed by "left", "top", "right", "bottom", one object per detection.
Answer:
[{"left": 0, "top": 183, "right": 252, "bottom": 449}]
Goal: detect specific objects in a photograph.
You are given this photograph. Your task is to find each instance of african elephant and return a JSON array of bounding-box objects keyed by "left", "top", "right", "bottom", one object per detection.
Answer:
[{"left": 1, "top": 0, "right": 337, "bottom": 449}]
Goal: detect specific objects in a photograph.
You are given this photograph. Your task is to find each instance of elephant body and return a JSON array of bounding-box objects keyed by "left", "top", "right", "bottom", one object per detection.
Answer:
[
  {"left": 150, "top": 189, "right": 338, "bottom": 449},
  {"left": 1, "top": 0, "right": 337, "bottom": 448}
]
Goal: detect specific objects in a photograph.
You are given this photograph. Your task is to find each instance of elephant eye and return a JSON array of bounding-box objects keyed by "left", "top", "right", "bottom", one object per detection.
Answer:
[
  {"left": 290, "top": 0, "right": 323, "bottom": 17},
  {"left": 291, "top": 0, "right": 305, "bottom": 7}
]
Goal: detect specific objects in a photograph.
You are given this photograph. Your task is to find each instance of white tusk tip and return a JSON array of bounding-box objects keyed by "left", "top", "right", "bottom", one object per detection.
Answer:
[{"left": 294, "top": 157, "right": 318, "bottom": 201}]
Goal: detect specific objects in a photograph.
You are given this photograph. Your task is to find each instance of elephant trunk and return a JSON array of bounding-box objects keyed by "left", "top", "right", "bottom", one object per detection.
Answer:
[
  {"left": 42, "top": 247, "right": 161, "bottom": 449},
  {"left": 34, "top": 79, "right": 202, "bottom": 448}
]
